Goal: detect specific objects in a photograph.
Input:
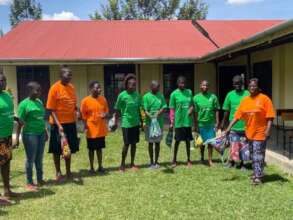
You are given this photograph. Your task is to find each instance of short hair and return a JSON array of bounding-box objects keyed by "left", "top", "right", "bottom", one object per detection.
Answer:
[
  {"left": 249, "top": 77, "right": 259, "bottom": 85},
  {"left": 177, "top": 76, "right": 186, "bottom": 84},
  {"left": 232, "top": 75, "right": 243, "bottom": 83},
  {"left": 88, "top": 80, "right": 99, "bottom": 89},
  {"left": 26, "top": 81, "right": 40, "bottom": 93},
  {"left": 150, "top": 80, "right": 159, "bottom": 88},
  {"left": 60, "top": 66, "right": 71, "bottom": 77},
  {"left": 200, "top": 80, "right": 209, "bottom": 85},
  {"left": 124, "top": 74, "right": 136, "bottom": 89}
]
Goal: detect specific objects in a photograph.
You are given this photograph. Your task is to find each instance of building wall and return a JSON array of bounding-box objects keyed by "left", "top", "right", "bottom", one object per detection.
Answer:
[
  {"left": 216, "top": 42, "right": 293, "bottom": 110},
  {"left": 3, "top": 65, "right": 17, "bottom": 107},
  {"left": 195, "top": 63, "right": 217, "bottom": 94},
  {"left": 139, "top": 64, "right": 162, "bottom": 95}
]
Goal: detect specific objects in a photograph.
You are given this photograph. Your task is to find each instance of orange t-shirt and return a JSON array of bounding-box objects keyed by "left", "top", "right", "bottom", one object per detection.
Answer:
[
  {"left": 46, "top": 81, "right": 77, "bottom": 124},
  {"left": 234, "top": 93, "right": 275, "bottom": 141},
  {"left": 80, "top": 95, "right": 109, "bottom": 138}
]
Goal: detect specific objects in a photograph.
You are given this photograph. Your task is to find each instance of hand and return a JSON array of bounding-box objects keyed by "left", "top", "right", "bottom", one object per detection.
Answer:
[
  {"left": 58, "top": 125, "right": 64, "bottom": 134},
  {"left": 83, "top": 124, "right": 89, "bottom": 133},
  {"left": 265, "top": 129, "right": 270, "bottom": 139},
  {"left": 193, "top": 126, "right": 198, "bottom": 133},
  {"left": 13, "top": 138, "right": 19, "bottom": 149},
  {"left": 188, "top": 108, "right": 193, "bottom": 116},
  {"left": 170, "top": 123, "right": 174, "bottom": 129},
  {"left": 100, "top": 112, "right": 106, "bottom": 119},
  {"left": 76, "top": 111, "right": 81, "bottom": 120}
]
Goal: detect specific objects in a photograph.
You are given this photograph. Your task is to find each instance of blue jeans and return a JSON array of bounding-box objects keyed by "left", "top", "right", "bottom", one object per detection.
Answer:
[{"left": 22, "top": 133, "right": 46, "bottom": 184}]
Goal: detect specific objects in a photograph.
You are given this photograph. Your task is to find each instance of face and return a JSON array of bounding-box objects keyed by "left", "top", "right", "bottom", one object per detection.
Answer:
[
  {"left": 0, "top": 75, "right": 7, "bottom": 91},
  {"left": 178, "top": 80, "right": 185, "bottom": 90},
  {"left": 127, "top": 78, "right": 136, "bottom": 92},
  {"left": 30, "top": 85, "right": 41, "bottom": 99},
  {"left": 233, "top": 79, "right": 242, "bottom": 91},
  {"left": 200, "top": 81, "right": 209, "bottom": 93},
  {"left": 61, "top": 69, "right": 72, "bottom": 84},
  {"left": 248, "top": 80, "right": 259, "bottom": 96},
  {"left": 91, "top": 83, "right": 101, "bottom": 96},
  {"left": 151, "top": 83, "right": 160, "bottom": 94}
]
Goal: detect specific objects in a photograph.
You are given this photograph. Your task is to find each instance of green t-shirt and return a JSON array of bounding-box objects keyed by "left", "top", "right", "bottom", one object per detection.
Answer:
[
  {"left": 222, "top": 90, "right": 250, "bottom": 131},
  {"left": 18, "top": 98, "right": 46, "bottom": 134},
  {"left": 0, "top": 91, "right": 14, "bottom": 138},
  {"left": 143, "top": 91, "right": 167, "bottom": 129},
  {"left": 169, "top": 89, "right": 193, "bottom": 128},
  {"left": 115, "top": 90, "right": 141, "bottom": 128},
  {"left": 193, "top": 92, "right": 220, "bottom": 127}
]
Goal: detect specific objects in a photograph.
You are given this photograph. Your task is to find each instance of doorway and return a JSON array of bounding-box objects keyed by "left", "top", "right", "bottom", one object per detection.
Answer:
[{"left": 253, "top": 61, "right": 272, "bottom": 98}]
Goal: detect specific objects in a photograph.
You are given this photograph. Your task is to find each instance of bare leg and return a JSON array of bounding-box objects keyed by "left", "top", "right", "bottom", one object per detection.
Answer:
[
  {"left": 65, "top": 157, "right": 72, "bottom": 178},
  {"left": 120, "top": 144, "right": 129, "bottom": 169},
  {"left": 88, "top": 150, "right": 94, "bottom": 171},
  {"left": 208, "top": 145, "right": 213, "bottom": 166},
  {"left": 96, "top": 149, "right": 103, "bottom": 170},
  {"left": 53, "top": 154, "right": 61, "bottom": 177},
  {"left": 186, "top": 140, "right": 191, "bottom": 162},
  {"left": 130, "top": 144, "right": 137, "bottom": 167},
  {"left": 172, "top": 141, "right": 180, "bottom": 164}
]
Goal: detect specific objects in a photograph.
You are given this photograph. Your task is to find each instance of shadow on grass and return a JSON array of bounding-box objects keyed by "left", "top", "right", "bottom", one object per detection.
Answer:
[
  {"left": 10, "top": 170, "right": 25, "bottom": 180},
  {"left": 0, "top": 209, "right": 8, "bottom": 216},
  {"left": 221, "top": 175, "right": 242, "bottom": 182},
  {"left": 46, "top": 173, "right": 84, "bottom": 186},
  {"left": 262, "top": 174, "right": 289, "bottom": 184}
]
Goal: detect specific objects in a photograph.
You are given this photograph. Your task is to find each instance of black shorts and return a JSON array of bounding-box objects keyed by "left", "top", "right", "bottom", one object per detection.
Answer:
[
  {"left": 122, "top": 126, "right": 140, "bottom": 145},
  {"left": 49, "top": 123, "right": 79, "bottom": 155},
  {"left": 175, "top": 127, "right": 193, "bottom": 142},
  {"left": 87, "top": 137, "right": 106, "bottom": 150}
]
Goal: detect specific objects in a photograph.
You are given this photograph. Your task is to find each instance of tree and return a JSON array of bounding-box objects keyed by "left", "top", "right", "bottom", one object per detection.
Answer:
[
  {"left": 178, "top": 0, "right": 208, "bottom": 20},
  {"left": 91, "top": 0, "right": 123, "bottom": 20},
  {"left": 0, "top": 29, "right": 3, "bottom": 37},
  {"left": 10, "top": 0, "right": 42, "bottom": 27},
  {"left": 90, "top": 0, "right": 208, "bottom": 20}
]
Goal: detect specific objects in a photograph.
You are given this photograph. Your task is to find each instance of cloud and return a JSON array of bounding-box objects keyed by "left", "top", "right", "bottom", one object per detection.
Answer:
[
  {"left": 0, "top": 0, "right": 12, "bottom": 5},
  {"left": 226, "top": 0, "right": 264, "bottom": 5},
  {"left": 43, "top": 11, "right": 80, "bottom": 20}
]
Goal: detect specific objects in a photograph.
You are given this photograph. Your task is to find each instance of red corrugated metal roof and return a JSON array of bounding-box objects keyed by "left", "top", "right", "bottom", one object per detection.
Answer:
[
  {"left": 0, "top": 20, "right": 216, "bottom": 61},
  {"left": 0, "top": 20, "right": 284, "bottom": 61},
  {"left": 197, "top": 20, "right": 283, "bottom": 48}
]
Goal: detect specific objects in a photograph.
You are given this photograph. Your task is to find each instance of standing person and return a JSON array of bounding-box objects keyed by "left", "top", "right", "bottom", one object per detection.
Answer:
[
  {"left": 81, "top": 81, "right": 109, "bottom": 174},
  {"left": 16, "top": 82, "right": 48, "bottom": 191},
  {"left": 221, "top": 75, "right": 249, "bottom": 170},
  {"left": 225, "top": 78, "right": 275, "bottom": 185},
  {"left": 46, "top": 66, "right": 79, "bottom": 181},
  {"left": 143, "top": 81, "right": 167, "bottom": 169},
  {"left": 0, "top": 72, "right": 19, "bottom": 204},
  {"left": 114, "top": 74, "right": 141, "bottom": 172},
  {"left": 193, "top": 80, "right": 220, "bottom": 167},
  {"left": 169, "top": 76, "right": 193, "bottom": 168}
]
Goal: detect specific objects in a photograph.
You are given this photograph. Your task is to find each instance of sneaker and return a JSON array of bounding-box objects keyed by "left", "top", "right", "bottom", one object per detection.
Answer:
[
  {"left": 89, "top": 169, "right": 96, "bottom": 174},
  {"left": 154, "top": 164, "right": 160, "bottom": 169},
  {"left": 149, "top": 164, "right": 155, "bottom": 169},
  {"left": 26, "top": 184, "right": 39, "bottom": 192},
  {"left": 37, "top": 180, "right": 46, "bottom": 187},
  {"left": 97, "top": 167, "right": 106, "bottom": 174}
]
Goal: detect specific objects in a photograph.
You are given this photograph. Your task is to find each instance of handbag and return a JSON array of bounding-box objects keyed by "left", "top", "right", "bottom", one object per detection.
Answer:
[{"left": 60, "top": 132, "right": 71, "bottom": 160}]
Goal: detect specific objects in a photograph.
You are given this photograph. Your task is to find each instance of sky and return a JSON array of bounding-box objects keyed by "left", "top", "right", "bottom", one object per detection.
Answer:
[{"left": 0, "top": 0, "right": 292, "bottom": 33}]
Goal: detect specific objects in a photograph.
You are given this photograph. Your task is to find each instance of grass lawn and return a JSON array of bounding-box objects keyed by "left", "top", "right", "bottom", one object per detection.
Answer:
[{"left": 1, "top": 131, "right": 293, "bottom": 220}]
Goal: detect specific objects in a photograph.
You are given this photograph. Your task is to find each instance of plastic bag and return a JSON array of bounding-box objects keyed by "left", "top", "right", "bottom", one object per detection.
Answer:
[
  {"left": 108, "top": 116, "right": 117, "bottom": 132},
  {"left": 149, "top": 118, "right": 162, "bottom": 139},
  {"left": 204, "top": 135, "right": 227, "bottom": 156},
  {"left": 165, "top": 128, "right": 173, "bottom": 148},
  {"left": 194, "top": 132, "right": 203, "bottom": 148},
  {"left": 60, "top": 133, "right": 71, "bottom": 160}
]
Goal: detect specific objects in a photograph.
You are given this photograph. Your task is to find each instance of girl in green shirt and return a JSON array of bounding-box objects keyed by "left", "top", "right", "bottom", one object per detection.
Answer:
[
  {"left": 16, "top": 82, "right": 48, "bottom": 191},
  {"left": 169, "top": 76, "right": 193, "bottom": 168},
  {"left": 194, "top": 80, "right": 220, "bottom": 167},
  {"left": 114, "top": 74, "right": 141, "bottom": 172}
]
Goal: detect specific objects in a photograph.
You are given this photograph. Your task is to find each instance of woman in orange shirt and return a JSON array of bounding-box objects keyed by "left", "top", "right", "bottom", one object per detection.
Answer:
[
  {"left": 81, "top": 81, "right": 109, "bottom": 174},
  {"left": 46, "top": 66, "right": 79, "bottom": 181},
  {"left": 225, "top": 78, "right": 275, "bottom": 185}
]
